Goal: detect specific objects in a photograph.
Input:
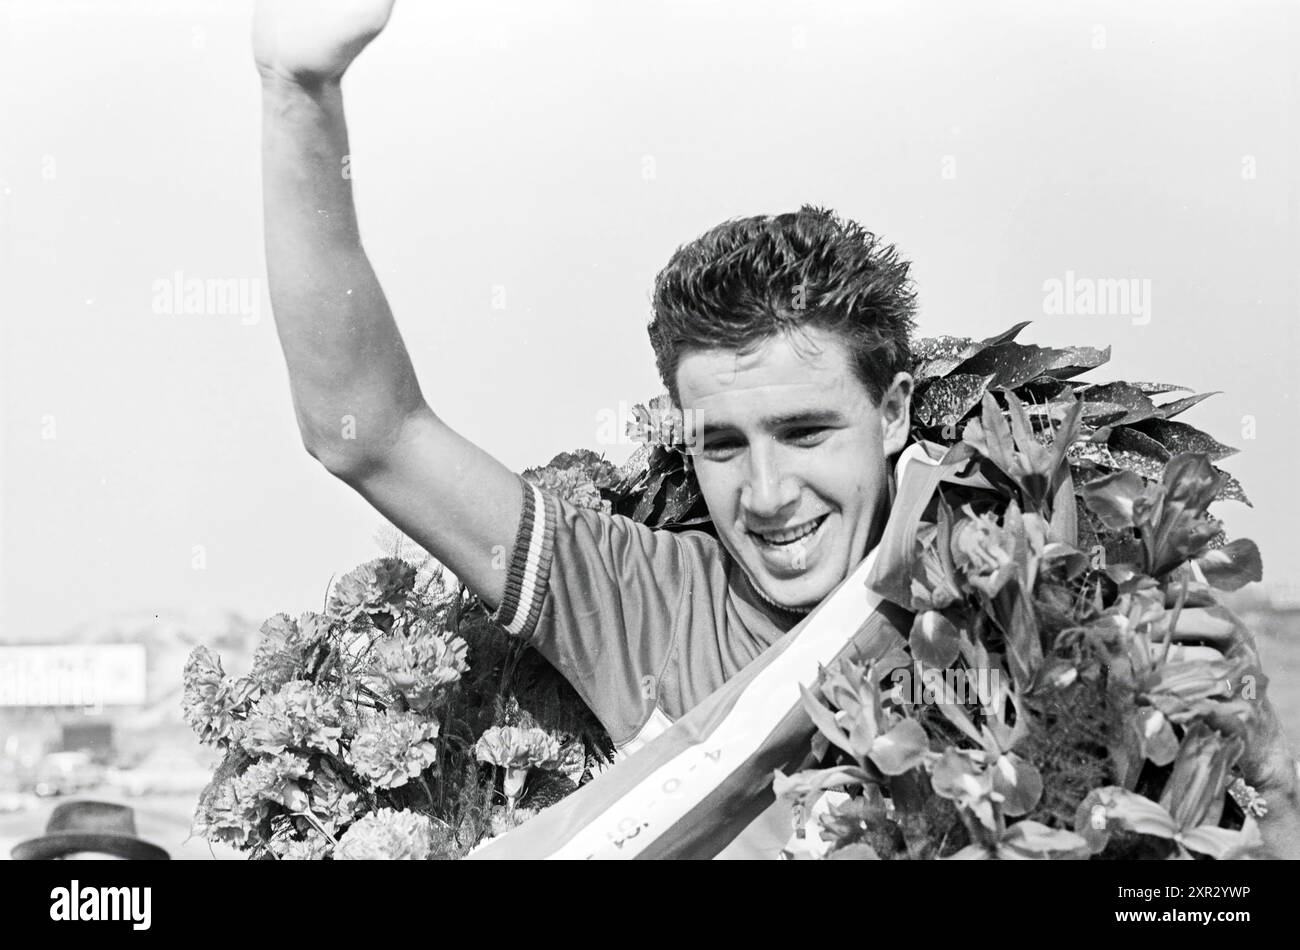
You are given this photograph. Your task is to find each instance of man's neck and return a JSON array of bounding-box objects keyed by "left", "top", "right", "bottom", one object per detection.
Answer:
[{"left": 746, "top": 574, "right": 816, "bottom": 617}]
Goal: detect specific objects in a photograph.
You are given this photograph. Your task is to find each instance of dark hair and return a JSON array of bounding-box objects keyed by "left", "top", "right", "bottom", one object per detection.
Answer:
[{"left": 647, "top": 206, "right": 917, "bottom": 407}]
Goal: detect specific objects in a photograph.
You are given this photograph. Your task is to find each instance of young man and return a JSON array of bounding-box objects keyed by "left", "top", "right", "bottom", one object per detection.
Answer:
[
  {"left": 254, "top": 0, "right": 913, "bottom": 758},
  {"left": 253, "top": 1, "right": 1300, "bottom": 858}
]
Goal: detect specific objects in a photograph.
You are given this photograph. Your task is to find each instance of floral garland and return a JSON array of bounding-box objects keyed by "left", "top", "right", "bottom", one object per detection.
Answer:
[
  {"left": 776, "top": 322, "right": 1268, "bottom": 859},
  {"left": 184, "top": 321, "right": 1268, "bottom": 859}
]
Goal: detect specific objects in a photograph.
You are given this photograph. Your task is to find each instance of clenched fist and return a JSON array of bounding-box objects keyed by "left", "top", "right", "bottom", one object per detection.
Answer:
[{"left": 253, "top": 0, "right": 396, "bottom": 87}]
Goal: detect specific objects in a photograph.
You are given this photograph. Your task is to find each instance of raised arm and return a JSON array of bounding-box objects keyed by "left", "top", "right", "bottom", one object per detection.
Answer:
[{"left": 254, "top": 0, "right": 522, "bottom": 607}]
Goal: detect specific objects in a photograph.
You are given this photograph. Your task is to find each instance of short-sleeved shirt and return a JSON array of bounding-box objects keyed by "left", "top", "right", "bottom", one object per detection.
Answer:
[{"left": 490, "top": 478, "right": 813, "bottom": 755}]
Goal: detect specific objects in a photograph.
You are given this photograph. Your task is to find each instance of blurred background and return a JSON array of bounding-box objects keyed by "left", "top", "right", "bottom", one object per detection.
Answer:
[{"left": 1, "top": 0, "right": 1297, "bottom": 857}]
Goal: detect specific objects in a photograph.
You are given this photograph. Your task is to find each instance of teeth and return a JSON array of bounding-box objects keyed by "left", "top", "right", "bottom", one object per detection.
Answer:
[{"left": 758, "top": 517, "right": 824, "bottom": 545}]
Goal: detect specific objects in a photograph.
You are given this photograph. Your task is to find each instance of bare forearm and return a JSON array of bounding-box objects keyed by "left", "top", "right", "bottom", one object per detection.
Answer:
[{"left": 261, "top": 75, "right": 423, "bottom": 472}]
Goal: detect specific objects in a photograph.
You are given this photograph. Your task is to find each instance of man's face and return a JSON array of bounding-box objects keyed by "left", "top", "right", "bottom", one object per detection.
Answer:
[{"left": 677, "top": 327, "right": 912, "bottom": 610}]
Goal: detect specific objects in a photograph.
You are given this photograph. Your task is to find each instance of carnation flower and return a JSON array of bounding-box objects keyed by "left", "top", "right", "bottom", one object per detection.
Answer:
[
  {"left": 367, "top": 622, "right": 469, "bottom": 711},
  {"left": 269, "top": 832, "right": 333, "bottom": 861},
  {"left": 183, "top": 645, "right": 224, "bottom": 702},
  {"left": 241, "top": 680, "right": 347, "bottom": 757},
  {"left": 251, "top": 613, "right": 312, "bottom": 690},
  {"left": 346, "top": 709, "right": 440, "bottom": 789},
  {"left": 522, "top": 464, "right": 609, "bottom": 513},
  {"left": 474, "top": 725, "right": 562, "bottom": 771},
  {"left": 626, "top": 395, "right": 694, "bottom": 449},
  {"left": 335, "top": 808, "right": 437, "bottom": 860},
  {"left": 296, "top": 610, "right": 338, "bottom": 649},
  {"left": 182, "top": 646, "right": 257, "bottom": 747},
  {"left": 251, "top": 612, "right": 339, "bottom": 691},
  {"left": 308, "top": 758, "right": 365, "bottom": 832},
  {"left": 328, "top": 557, "right": 417, "bottom": 624},
  {"left": 193, "top": 773, "right": 269, "bottom": 849},
  {"left": 475, "top": 725, "right": 564, "bottom": 801},
  {"left": 236, "top": 752, "right": 314, "bottom": 813}
]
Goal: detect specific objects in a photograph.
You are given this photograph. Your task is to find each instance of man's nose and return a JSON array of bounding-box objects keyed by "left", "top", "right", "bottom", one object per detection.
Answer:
[{"left": 740, "top": 446, "right": 800, "bottom": 520}]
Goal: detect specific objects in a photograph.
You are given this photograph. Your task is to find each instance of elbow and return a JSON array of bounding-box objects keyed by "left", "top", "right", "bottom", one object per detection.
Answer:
[
  {"left": 294, "top": 400, "right": 432, "bottom": 483},
  {"left": 297, "top": 418, "right": 387, "bottom": 483},
  {"left": 301, "top": 436, "right": 379, "bottom": 483}
]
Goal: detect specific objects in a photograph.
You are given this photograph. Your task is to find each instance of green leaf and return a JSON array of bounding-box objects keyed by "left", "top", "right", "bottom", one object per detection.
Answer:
[
  {"left": 630, "top": 469, "right": 667, "bottom": 523},
  {"left": 1095, "top": 445, "right": 1171, "bottom": 485},
  {"left": 1076, "top": 381, "right": 1163, "bottom": 426},
  {"left": 933, "top": 691, "right": 985, "bottom": 746},
  {"left": 1108, "top": 425, "right": 1172, "bottom": 464},
  {"left": 1001, "top": 569, "right": 1044, "bottom": 694},
  {"left": 911, "top": 322, "right": 1033, "bottom": 381},
  {"left": 1159, "top": 722, "right": 1242, "bottom": 831},
  {"left": 1131, "top": 381, "right": 1190, "bottom": 397},
  {"left": 1195, "top": 538, "right": 1263, "bottom": 592},
  {"left": 1005, "top": 390, "right": 1052, "bottom": 473},
  {"left": 1144, "top": 658, "right": 1238, "bottom": 703},
  {"left": 955, "top": 342, "right": 1110, "bottom": 391},
  {"left": 914, "top": 373, "right": 997, "bottom": 428},
  {"left": 1212, "top": 466, "right": 1251, "bottom": 507},
  {"left": 798, "top": 683, "right": 855, "bottom": 757},
  {"left": 912, "top": 335, "right": 986, "bottom": 381},
  {"left": 1155, "top": 391, "right": 1220, "bottom": 420},
  {"left": 656, "top": 468, "right": 703, "bottom": 526},
  {"left": 1130, "top": 418, "right": 1238, "bottom": 462},
  {"left": 979, "top": 320, "right": 1035, "bottom": 348},
  {"left": 1044, "top": 396, "right": 1085, "bottom": 483},
  {"left": 965, "top": 393, "right": 1019, "bottom": 475},
  {"left": 1078, "top": 400, "right": 1142, "bottom": 427}
]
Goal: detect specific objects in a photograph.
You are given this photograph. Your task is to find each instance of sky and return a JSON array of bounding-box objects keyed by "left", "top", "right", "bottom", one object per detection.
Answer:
[{"left": 2, "top": 0, "right": 1298, "bottom": 641}]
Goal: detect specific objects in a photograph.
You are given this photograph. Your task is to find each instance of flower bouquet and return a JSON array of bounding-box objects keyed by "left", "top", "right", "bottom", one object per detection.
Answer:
[{"left": 184, "top": 557, "right": 612, "bottom": 859}]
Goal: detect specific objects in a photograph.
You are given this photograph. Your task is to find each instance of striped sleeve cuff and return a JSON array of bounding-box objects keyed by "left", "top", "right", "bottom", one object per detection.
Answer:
[{"left": 490, "top": 478, "right": 556, "bottom": 639}]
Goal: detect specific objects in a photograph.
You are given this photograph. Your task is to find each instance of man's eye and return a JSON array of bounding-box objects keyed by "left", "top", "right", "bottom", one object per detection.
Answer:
[
  {"left": 786, "top": 427, "right": 829, "bottom": 446},
  {"left": 701, "top": 440, "right": 742, "bottom": 460}
]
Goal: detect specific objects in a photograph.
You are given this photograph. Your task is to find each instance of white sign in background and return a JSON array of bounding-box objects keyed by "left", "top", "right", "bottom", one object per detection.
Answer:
[{"left": 0, "top": 645, "right": 148, "bottom": 707}]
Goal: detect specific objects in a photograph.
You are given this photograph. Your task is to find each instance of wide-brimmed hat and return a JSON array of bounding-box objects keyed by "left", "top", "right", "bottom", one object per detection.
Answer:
[{"left": 11, "top": 800, "right": 170, "bottom": 860}]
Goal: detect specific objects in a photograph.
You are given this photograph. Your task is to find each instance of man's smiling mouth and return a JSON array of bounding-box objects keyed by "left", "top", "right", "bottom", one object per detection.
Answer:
[{"left": 750, "top": 514, "right": 829, "bottom": 547}]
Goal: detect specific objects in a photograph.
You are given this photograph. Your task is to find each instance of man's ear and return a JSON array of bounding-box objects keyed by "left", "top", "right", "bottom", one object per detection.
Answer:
[{"left": 880, "top": 372, "right": 914, "bottom": 456}]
